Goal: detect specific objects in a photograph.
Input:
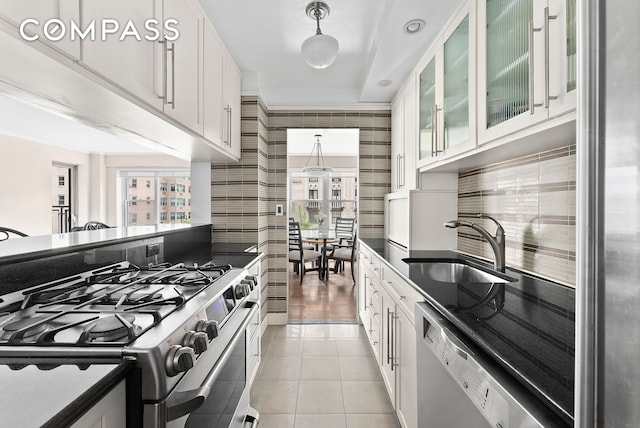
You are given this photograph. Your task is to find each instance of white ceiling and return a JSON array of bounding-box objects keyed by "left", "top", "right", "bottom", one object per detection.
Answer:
[{"left": 200, "top": 0, "right": 464, "bottom": 106}]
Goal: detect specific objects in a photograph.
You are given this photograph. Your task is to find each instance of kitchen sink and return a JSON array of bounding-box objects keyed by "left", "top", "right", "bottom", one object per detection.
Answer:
[{"left": 402, "top": 260, "right": 517, "bottom": 284}]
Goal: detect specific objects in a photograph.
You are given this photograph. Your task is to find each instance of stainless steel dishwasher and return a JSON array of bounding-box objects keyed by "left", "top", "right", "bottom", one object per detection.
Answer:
[{"left": 415, "top": 302, "right": 563, "bottom": 428}]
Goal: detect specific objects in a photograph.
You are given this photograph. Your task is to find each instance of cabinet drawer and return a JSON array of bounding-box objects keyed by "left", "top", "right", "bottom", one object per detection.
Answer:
[
  {"left": 360, "top": 247, "right": 381, "bottom": 276},
  {"left": 381, "top": 266, "right": 422, "bottom": 321}
]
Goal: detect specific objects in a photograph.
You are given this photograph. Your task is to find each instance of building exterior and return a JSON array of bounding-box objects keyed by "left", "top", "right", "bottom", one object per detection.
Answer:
[
  {"left": 126, "top": 176, "right": 191, "bottom": 226},
  {"left": 289, "top": 171, "right": 357, "bottom": 229}
]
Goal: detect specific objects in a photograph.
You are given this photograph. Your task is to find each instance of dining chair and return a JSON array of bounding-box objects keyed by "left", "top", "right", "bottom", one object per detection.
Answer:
[
  {"left": 327, "top": 231, "right": 357, "bottom": 284},
  {"left": 326, "top": 216, "right": 356, "bottom": 255},
  {"left": 289, "top": 217, "right": 314, "bottom": 251},
  {"left": 288, "top": 221, "right": 322, "bottom": 284},
  {"left": 0, "top": 227, "right": 29, "bottom": 241}
]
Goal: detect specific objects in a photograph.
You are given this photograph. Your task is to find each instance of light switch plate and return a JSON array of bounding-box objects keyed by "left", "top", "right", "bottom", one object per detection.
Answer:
[{"left": 275, "top": 204, "right": 283, "bottom": 216}]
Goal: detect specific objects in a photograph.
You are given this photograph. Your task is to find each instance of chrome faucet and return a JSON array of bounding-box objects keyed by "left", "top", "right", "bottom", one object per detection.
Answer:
[{"left": 444, "top": 214, "right": 506, "bottom": 273}]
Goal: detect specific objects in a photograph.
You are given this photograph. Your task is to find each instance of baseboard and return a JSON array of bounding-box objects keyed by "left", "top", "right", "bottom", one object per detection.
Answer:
[{"left": 266, "top": 313, "right": 288, "bottom": 326}]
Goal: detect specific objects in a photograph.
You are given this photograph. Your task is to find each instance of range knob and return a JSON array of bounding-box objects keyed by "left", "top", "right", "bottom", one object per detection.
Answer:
[
  {"left": 196, "top": 319, "right": 219, "bottom": 340},
  {"left": 183, "top": 331, "right": 208, "bottom": 354},
  {"left": 165, "top": 345, "right": 196, "bottom": 377},
  {"left": 241, "top": 279, "right": 255, "bottom": 291},
  {"left": 235, "top": 283, "right": 250, "bottom": 299}
]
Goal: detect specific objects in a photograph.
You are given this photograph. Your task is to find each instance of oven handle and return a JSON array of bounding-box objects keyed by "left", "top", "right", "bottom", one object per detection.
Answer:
[{"left": 166, "top": 302, "right": 259, "bottom": 422}]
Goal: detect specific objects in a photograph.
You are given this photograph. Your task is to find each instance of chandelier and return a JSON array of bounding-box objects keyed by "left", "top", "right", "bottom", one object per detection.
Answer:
[{"left": 303, "top": 134, "right": 333, "bottom": 176}]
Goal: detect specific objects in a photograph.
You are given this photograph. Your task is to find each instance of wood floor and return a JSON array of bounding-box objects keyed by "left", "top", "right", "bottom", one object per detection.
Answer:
[{"left": 288, "top": 261, "right": 358, "bottom": 323}]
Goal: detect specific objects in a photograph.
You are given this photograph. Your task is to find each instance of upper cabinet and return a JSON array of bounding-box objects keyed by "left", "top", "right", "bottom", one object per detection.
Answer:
[
  {"left": 223, "top": 51, "right": 242, "bottom": 159},
  {"left": 161, "top": 0, "right": 203, "bottom": 134},
  {"left": 203, "top": 21, "right": 242, "bottom": 158},
  {"left": 0, "top": 0, "right": 81, "bottom": 60},
  {"left": 80, "top": 0, "right": 162, "bottom": 110},
  {"left": 417, "top": 2, "right": 477, "bottom": 169},
  {"left": 478, "top": 0, "right": 576, "bottom": 143},
  {"left": 391, "top": 75, "right": 417, "bottom": 192}
]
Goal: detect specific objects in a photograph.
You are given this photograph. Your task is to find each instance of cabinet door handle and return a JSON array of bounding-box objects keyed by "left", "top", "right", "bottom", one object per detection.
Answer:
[
  {"left": 158, "top": 40, "right": 168, "bottom": 104},
  {"left": 430, "top": 105, "right": 436, "bottom": 157},
  {"left": 528, "top": 20, "right": 543, "bottom": 114},
  {"left": 386, "top": 307, "right": 391, "bottom": 365},
  {"left": 168, "top": 42, "right": 176, "bottom": 109},
  {"left": 390, "top": 311, "right": 397, "bottom": 370},
  {"left": 544, "top": 6, "right": 558, "bottom": 107},
  {"left": 224, "top": 105, "right": 232, "bottom": 146}
]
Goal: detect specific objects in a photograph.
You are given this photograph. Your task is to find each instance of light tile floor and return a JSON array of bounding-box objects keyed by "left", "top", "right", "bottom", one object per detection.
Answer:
[{"left": 251, "top": 324, "right": 400, "bottom": 428}]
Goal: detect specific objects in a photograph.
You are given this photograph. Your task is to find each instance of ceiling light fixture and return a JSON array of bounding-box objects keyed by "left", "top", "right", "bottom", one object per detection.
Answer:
[
  {"left": 301, "top": 2, "right": 339, "bottom": 69},
  {"left": 378, "top": 79, "right": 393, "bottom": 87},
  {"left": 303, "top": 134, "right": 333, "bottom": 176},
  {"left": 404, "top": 19, "right": 426, "bottom": 34}
]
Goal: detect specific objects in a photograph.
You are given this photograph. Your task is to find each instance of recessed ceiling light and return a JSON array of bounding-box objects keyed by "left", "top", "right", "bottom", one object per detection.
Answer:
[
  {"left": 378, "top": 80, "right": 393, "bottom": 87},
  {"left": 404, "top": 19, "right": 425, "bottom": 34}
]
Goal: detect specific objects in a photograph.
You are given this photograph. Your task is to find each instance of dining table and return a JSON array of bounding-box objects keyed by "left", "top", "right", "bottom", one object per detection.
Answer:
[{"left": 301, "top": 229, "right": 338, "bottom": 280}]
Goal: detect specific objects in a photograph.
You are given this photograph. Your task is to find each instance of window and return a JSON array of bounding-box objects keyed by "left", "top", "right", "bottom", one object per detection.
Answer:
[
  {"left": 146, "top": 213, "right": 151, "bottom": 220},
  {"left": 160, "top": 212, "right": 167, "bottom": 222},
  {"left": 57, "top": 195, "right": 65, "bottom": 205},
  {"left": 146, "top": 196, "right": 151, "bottom": 204},
  {"left": 160, "top": 183, "right": 167, "bottom": 192},
  {"left": 146, "top": 180, "right": 151, "bottom": 188},
  {"left": 332, "top": 177, "right": 342, "bottom": 183},
  {"left": 130, "top": 178, "right": 137, "bottom": 188},
  {"left": 131, "top": 196, "right": 137, "bottom": 206},
  {"left": 170, "top": 198, "right": 185, "bottom": 206},
  {"left": 309, "top": 189, "right": 318, "bottom": 200},
  {"left": 160, "top": 198, "right": 167, "bottom": 206},
  {"left": 170, "top": 212, "right": 176, "bottom": 221},
  {"left": 332, "top": 189, "right": 341, "bottom": 200},
  {"left": 170, "top": 183, "right": 186, "bottom": 192},
  {"left": 132, "top": 213, "right": 137, "bottom": 224},
  {"left": 309, "top": 177, "right": 318, "bottom": 183},
  {"left": 58, "top": 176, "right": 65, "bottom": 186}
]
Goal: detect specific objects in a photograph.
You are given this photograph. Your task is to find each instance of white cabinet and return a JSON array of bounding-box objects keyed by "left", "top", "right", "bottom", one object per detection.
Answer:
[
  {"left": 478, "top": 0, "right": 576, "bottom": 143},
  {"left": 0, "top": 0, "right": 81, "bottom": 59},
  {"left": 391, "top": 76, "right": 417, "bottom": 192},
  {"left": 162, "top": 0, "right": 203, "bottom": 134},
  {"left": 79, "top": 0, "right": 162, "bottom": 110},
  {"left": 417, "top": 1, "right": 477, "bottom": 168},
  {"left": 385, "top": 187, "right": 458, "bottom": 251},
  {"left": 223, "top": 54, "right": 242, "bottom": 159},
  {"left": 203, "top": 21, "right": 225, "bottom": 147},
  {"left": 203, "top": 20, "right": 241, "bottom": 159},
  {"left": 359, "top": 242, "right": 421, "bottom": 428}
]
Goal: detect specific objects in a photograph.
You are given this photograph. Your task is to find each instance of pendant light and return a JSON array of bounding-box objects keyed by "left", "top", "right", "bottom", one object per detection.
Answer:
[
  {"left": 301, "top": 2, "right": 339, "bottom": 69},
  {"left": 303, "top": 134, "right": 333, "bottom": 177}
]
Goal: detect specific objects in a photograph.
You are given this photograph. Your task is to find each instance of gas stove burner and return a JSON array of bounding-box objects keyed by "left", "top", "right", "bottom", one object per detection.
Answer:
[
  {"left": 2, "top": 316, "right": 49, "bottom": 340},
  {"left": 109, "top": 285, "right": 164, "bottom": 304},
  {"left": 80, "top": 314, "right": 140, "bottom": 343}
]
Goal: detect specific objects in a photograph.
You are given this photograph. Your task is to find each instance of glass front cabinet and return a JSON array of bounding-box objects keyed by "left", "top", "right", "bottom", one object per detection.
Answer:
[
  {"left": 478, "top": 0, "right": 577, "bottom": 143},
  {"left": 417, "top": 2, "right": 476, "bottom": 168}
]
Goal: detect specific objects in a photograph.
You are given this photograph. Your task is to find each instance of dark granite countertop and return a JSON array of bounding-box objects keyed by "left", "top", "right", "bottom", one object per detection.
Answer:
[
  {"left": 0, "top": 224, "right": 211, "bottom": 265},
  {"left": 0, "top": 360, "right": 133, "bottom": 427},
  {"left": 360, "top": 239, "right": 575, "bottom": 426}
]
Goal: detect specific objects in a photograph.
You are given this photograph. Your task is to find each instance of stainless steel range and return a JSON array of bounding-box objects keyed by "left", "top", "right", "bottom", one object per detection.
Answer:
[{"left": 0, "top": 260, "right": 261, "bottom": 428}]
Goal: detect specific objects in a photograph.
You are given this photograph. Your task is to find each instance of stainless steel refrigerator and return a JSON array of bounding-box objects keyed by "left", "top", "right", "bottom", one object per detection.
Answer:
[{"left": 576, "top": 0, "right": 640, "bottom": 426}]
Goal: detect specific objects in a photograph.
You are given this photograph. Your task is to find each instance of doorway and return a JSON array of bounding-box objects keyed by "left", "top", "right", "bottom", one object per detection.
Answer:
[
  {"left": 286, "top": 129, "right": 359, "bottom": 323},
  {"left": 51, "top": 163, "right": 76, "bottom": 233}
]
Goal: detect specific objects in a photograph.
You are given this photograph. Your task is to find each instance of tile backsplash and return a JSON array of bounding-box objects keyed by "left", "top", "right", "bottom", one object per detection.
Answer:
[{"left": 456, "top": 145, "right": 576, "bottom": 286}]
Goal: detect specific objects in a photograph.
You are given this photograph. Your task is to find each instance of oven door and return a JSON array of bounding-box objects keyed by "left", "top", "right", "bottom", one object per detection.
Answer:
[{"left": 158, "top": 302, "right": 259, "bottom": 428}]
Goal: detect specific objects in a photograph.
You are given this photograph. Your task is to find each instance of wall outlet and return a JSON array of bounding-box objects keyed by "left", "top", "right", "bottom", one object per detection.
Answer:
[
  {"left": 146, "top": 244, "right": 160, "bottom": 257},
  {"left": 275, "top": 204, "right": 284, "bottom": 216}
]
